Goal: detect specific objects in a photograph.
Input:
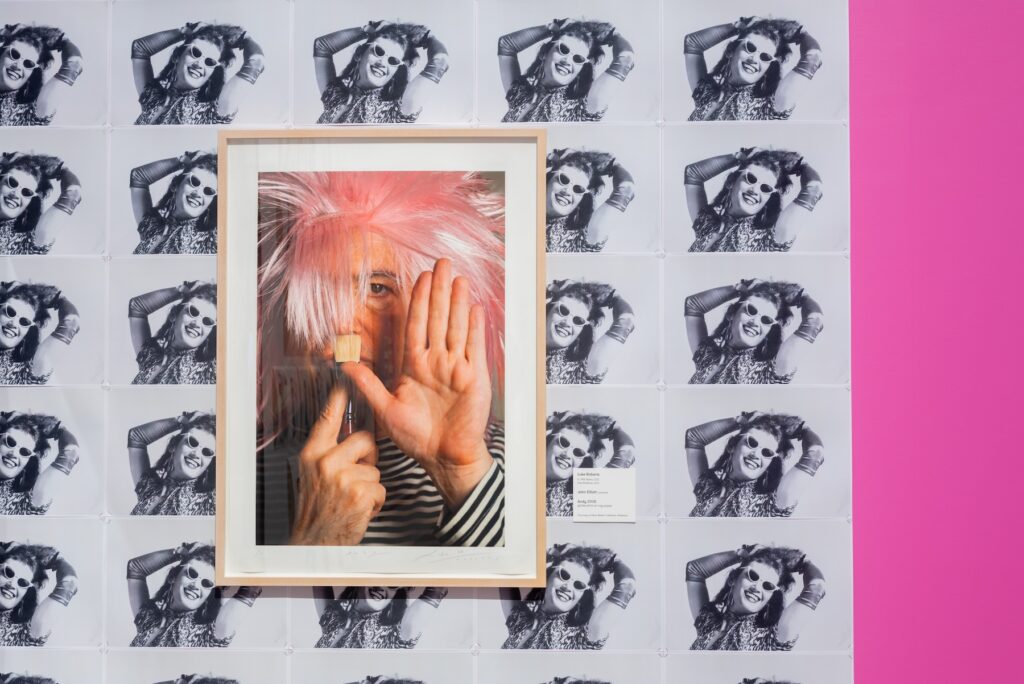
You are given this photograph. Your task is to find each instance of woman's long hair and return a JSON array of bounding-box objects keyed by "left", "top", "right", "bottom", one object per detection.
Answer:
[
  {"left": 322, "top": 587, "right": 411, "bottom": 631},
  {"left": 693, "top": 20, "right": 795, "bottom": 104},
  {"left": 545, "top": 149, "right": 614, "bottom": 234},
  {"left": 517, "top": 21, "right": 612, "bottom": 101},
  {"left": 700, "top": 150, "right": 800, "bottom": 233},
  {"left": 138, "top": 24, "right": 244, "bottom": 111},
  {"left": 709, "top": 546, "right": 802, "bottom": 629},
  {"left": 1, "top": 26, "right": 61, "bottom": 105},
  {"left": 0, "top": 411, "right": 60, "bottom": 494},
  {"left": 134, "top": 544, "right": 219, "bottom": 633},
  {"left": 0, "top": 281, "right": 60, "bottom": 364},
  {"left": 695, "top": 281, "right": 802, "bottom": 364},
  {"left": 0, "top": 675, "right": 59, "bottom": 684},
  {"left": 697, "top": 413, "right": 802, "bottom": 498},
  {"left": 325, "top": 23, "right": 429, "bottom": 107},
  {"left": 135, "top": 413, "right": 217, "bottom": 500},
  {"left": 138, "top": 282, "right": 218, "bottom": 365},
  {"left": 546, "top": 411, "right": 615, "bottom": 470},
  {"left": 545, "top": 280, "right": 615, "bottom": 363},
  {"left": 523, "top": 544, "right": 613, "bottom": 628},
  {"left": 150, "top": 153, "right": 218, "bottom": 233},
  {"left": 0, "top": 542, "right": 57, "bottom": 624},
  {"left": 0, "top": 152, "right": 60, "bottom": 235}
]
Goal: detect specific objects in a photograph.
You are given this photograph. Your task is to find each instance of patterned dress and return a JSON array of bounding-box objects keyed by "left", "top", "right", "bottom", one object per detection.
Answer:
[
  {"left": 318, "top": 83, "right": 418, "bottom": 124},
  {"left": 132, "top": 345, "right": 216, "bottom": 385},
  {"left": 546, "top": 479, "right": 574, "bottom": 516},
  {"left": 135, "top": 87, "right": 235, "bottom": 126},
  {"left": 689, "top": 74, "right": 794, "bottom": 122},
  {"left": 134, "top": 212, "right": 216, "bottom": 255},
  {"left": 316, "top": 607, "right": 418, "bottom": 648},
  {"left": 689, "top": 343, "right": 794, "bottom": 385},
  {"left": 688, "top": 210, "right": 792, "bottom": 253},
  {"left": 690, "top": 602, "right": 796, "bottom": 651},
  {"left": 0, "top": 477, "right": 49, "bottom": 514},
  {"left": 0, "top": 349, "right": 50, "bottom": 385},
  {"left": 0, "top": 219, "right": 51, "bottom": 255},
  {"left": 132, "top": 473, "right": 214, "bottom": 515},
  {"left": 502, "top": 601, "right": 606, "bottom": 649},
  {"left": 502, "top": 76, "right": 604, "bottom": 122},
  {"left": 546, "top": 216, "right": 606, "bottom": 253},
  {"left": 0, "top": 607, "right": 46, "bottom": 646},
  {"left": 130, "top": 606, "right": 231, "bottom": 647},
  {"left": 546, "top": 347, "right": 606, "bottom": 385},
  {"left": 690, "top": 470, "right": 794, "bottom": 517},
  {"left": 0, "top": 90, "right": 52, "bottom": 126}
]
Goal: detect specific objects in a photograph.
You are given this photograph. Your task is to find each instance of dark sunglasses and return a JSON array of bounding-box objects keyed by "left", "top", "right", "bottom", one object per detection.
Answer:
[
  {"left": 1, "top": 563, "right": 31, "bottom": 588},
  {"left": 554, "top": 303, "right": 586, "bottom": 326},
  {"left": 370, "top": 43, "right": 402, "bottom": 67},
  {"left": 186, "top": 44, "right": 219, "bottom": 68},
  {"left": 3, "top": 174, "right": 36, "bottom": 198},
  {"left": 2, "top": 305, "right": 32, "bottom": 328},
  {"left": 744, "top": 567, "right": 777, "bottom": 593},
  {"left": 183, "top": 564, "right": 216, "bottom": 589},
  {"left": 184, "top": 434, "right": 214, "bottom": 458},
  {"left": 2, "top": 433, "right": 32, "bottom": 458},
  {"left": 555, "top": 566, "right": 587, "bottom": 591},
  {"left": 185, "top": 173, "right": 216, "bottom": 197},
  {"left": 555, "top": 173, "right": 586, "bottom": 195},
  {"left": 185, "top": 304, "right": 215, "bottom": 327},
  {"left": 741, "top": 433, "right": 777, "bottom": 460},
  {"left": 555, "top": 41, "right": 586, "bottom": 64},
  {"left": 742, "top": 41, "right": 774, "bottom": 63},
  {"left": 741, "top": 302, "right": 775, "bottom": 327},
  {"left": 555, "top": 434, "right": 586, "bottom": 459},
  {"left": 742, "top": 171, "right": 775, "bottom": 195},
  {"left": 5, "top": 46, "right": 36, "bottom": 70}
]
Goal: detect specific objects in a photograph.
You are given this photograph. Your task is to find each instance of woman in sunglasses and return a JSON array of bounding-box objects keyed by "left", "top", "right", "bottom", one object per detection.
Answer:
[
  {"left": 127, "top": 542, "right": 260, "bottom": 647},
  {"left": 313, "top": 21, "right": 449, "bottom": 124},
  {"left": 311, "top": 586, "right": 448, "bottom": 648},
  {"left": 499, "top": 18, "right": 634, "bottom": 122},
  {"left": 0, "top": 281, "right": 80, "bottom": 386},
  {"left": 0, "top": 152, "right": 82, "bottom": 255},
  {"left": 127, "top": 411, "right": 216, "bottom": 516},
  {"left": 0, "top": 542, "right": 77, "bottom": 646},
  {"left": 685, "top": 279, "right": 823, "bottom": 385},
  {"left": 0, "top": 411, "right": 81, "bottom": 515},
  {"left": 0, "top": 24, "right": 82, "bottom": 127},
  {"left": 686, "top": 412, "right": 823, "bottom": 517},
  {"left": 686, "top": 544, "right": 826, "bottom": 651},
  {"left": 545, "top": 411, "right": 635, "bottom": 517},
  {"left": 686, "top": 148, "right": 822, "bottom": 253},
  {"left": 129, "top": 280, "right": 216, "bottom": 385},
  {"left": 685, "top": 17, "right": 821, "bottom": 121},
  {"left": 545, "top": 279, "right": 635, "bottom": 385},
  {"left": 131, "top": 22, "right": 264, "bottom": 126},
  {"left": 500, "top": 543, "right": 636, "bottom": 649},
  {"left": 130, "top": 151, "right": 217, "bottom": 255},
  {"left": 546, "top": 148, "right": 635, "bottom": 254}
]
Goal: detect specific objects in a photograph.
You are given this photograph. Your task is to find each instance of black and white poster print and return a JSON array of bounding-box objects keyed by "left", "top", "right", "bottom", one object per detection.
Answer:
[
  {"left": 105, "top": 385, "right": 215, "bottom": 516},
  {"left": 545, "top": 385, "right": 659, "bottom": 518},
  {"left": 667, "top": 653, "right": 853, "bottom": 684},
  {"left": 664, "top": 255, "right": 850, "bottom": 385},
  {"left": 479, "top": 520, "right": 660, "bottom": 650},
  {"left": 478, "top": 652, "right": 661, "bottom": 684},
  {"left": 291, "top": 651, "right": 473, "bottom": 684},
  {"left": 477, "top": 0, "right": 658, "bottom": 123},
  {"left": 110, "top": 0, "right": 289, "bottom": 126},
  {"left": 0, "top": 2, "right": 107, "bottom": 127},
  {"left": 105, "top": 517, "right": 287, "bottom": 648},
  {"left": 666, "top": 518, "right": 851, "bottom": 652},
  {"left": 0, "top": 386, "right": 104, "bottom": 516},
  {"left": 0, "top": 257, "right": 104, "bottom": 385},
  {"left": 662, "top": 123, "right": 850, "bottom": 254},
  {"left": 289, "top": 585, "right": 474, "bottom": 650},
  {"left": 546, "top": 256, "right": 659, "bottom": 385},
  {"left": 105, "top": 648, "right": 288, "bottom": 684},
  {"left": 545, "top": 126, "right": 658, "bottom": 254},
  {"left": 293, "top": 0, "right": 473, "bottom": 124},
  {"left": 0, "top": 516, "right": 103, "bottom": 647},
  {"left": 664, "top": 386, "right": 850, "bottom": 519},
  {"left": 107, "top": 258, "right": 217, "bottom": 386},
  {"left": 663, "top": 0, "right": 849, "bottom": 122},
  {"left": 0, "top": 128, "right": 106, "bottom": 255},
  {"left": 0, "top": 647, "right": 103, "bottom": 684},
  {"left": 109, "top": 127, "right": 219, "bottom": 256}
]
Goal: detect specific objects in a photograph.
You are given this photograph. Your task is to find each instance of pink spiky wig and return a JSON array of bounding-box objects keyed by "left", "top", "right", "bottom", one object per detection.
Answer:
[{"left": 256, "top": 171, "right": 506, "bottom": 446}]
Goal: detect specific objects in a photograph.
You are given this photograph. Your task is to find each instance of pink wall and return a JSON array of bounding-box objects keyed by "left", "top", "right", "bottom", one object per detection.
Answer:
[{"left": 852, "top": 1, "right": 1021, "bottom": 679}]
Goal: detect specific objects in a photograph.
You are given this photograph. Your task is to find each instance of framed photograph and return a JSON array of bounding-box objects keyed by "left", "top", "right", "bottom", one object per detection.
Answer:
[{"left": 216, "top": 128, "right": 545, "bottom": 586}]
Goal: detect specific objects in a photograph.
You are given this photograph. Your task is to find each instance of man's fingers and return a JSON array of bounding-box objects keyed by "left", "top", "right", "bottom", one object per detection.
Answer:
[
  {"left": 446, "top": 275, "right": 470, "bottom": 355},
  {"left": 340, "top": 362, "right": 394, "bottom": 426},
  {"left": 359, "top": 481, "right": 387, "bottom": 518},
  {"left": 465, "top": 304, "right": 487, "bottom": 367},
  {"left": 303, "top": 384, "right": 349, "bottom": 455},
  {"left": 427, "top": 259, "right": 452, "bottom": 350},
  {"left": 405, "top": 270, "right": 432, "bottom": 358},
  {"left": 320, "top": 430, "right": 377, "bottom": 470}
]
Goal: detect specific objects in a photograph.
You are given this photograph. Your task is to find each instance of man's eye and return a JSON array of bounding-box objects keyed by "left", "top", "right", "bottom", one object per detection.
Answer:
[{"left": 369, "top": 283, "right": 393, "bottom": 296}]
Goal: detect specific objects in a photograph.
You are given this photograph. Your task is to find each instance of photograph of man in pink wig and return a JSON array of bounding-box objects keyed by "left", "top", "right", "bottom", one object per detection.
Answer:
[{"left": 255, "top": 171, "right": 507, "bottom": 548}]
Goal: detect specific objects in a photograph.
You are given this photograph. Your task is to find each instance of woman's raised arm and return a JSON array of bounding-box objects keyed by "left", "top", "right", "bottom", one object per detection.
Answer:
[
  {"left": 773, "top": 28, "right": 823, "bottom": 114},
  {"left": 311, "top": 586, "right": 335, "bottom": 620},
  {"left": 775, "top": 292, "right": 824, "bottom": 377},
  {"left": 400, "top": 34, "right": 449, "bottom": 117},
  {"left": 29, "top": 423, "right": 80, "bottom": 510},
  {"left": 213, "top": 586, "right": 262, "bottom": 641},
  {"left": 497, "top": 23, "right": 555, "bottom": 93},
  {"left": 32, "top": 292, "right": 79, "bottom": 378},
  {"left": 498, "top": 587, "right": 522, "bottom": 621},
  {"left": 126, "top": 415, "right": 182, "bottom": 489},
  {"left": 126, "top": 547, "right": 179, "bottom": 618},
  {"left": 586, "top": 160, "right": 635, "bottom": 246},
  {"left": 776, "top": 425, "right": 824, "bottom": 510},
  {"left": 35, "top": 37, "right": 83, "bottom": 119},
  {"left": 131, "top": 27, "right": 186, "bottom": 96},
  {"left": 684, "top": 416, "right": 740, "bottom": 489},
  {"left": 684, "top": 152, "right": 741, "bottom": 221},
  {"left": 398, "top": 587, "right": 448, "bottom": 642},
  {"left": 585, "top": 31, "right": 634, "bottom": 115},
  {"left": 129, "top": 156, "right": 182, "bottom": 224},
  {"left": 586, "top": 291, "right": 634, "bottom": 378},
  {"left": 685, "top": 548, "right": 741, "bottom": 620},
  {"left": 683, "top": 22, "right": 738, "bottom": 92},
  {"left": 684, "top": 284, "right": 739, "bottom": 356},
  {"left": 774, "top": 160, "right": 823, "bottom": 245},
  {"left": 313, "top": 26, "right": 369, "bottom": 94},
  {"left": 606, "top": 425, "right": 636, "bottom": 468},
  {"left": 34, "top": 164, "right": 82, "bottom": 248},
  {"left": 28, "top": 552, "right": 77, "bottom": 640},
  {"left": 776, "top": 558, "right": 826, "bottom": 643},
  {"left": 128, "top": 284, "right": 182, "bottom": 356},
  {"left": 587, "top": 556, "right": 636, "bottom": 642},
  {"left": 216, "top": 34, "right": 264, "bottom": 118}
]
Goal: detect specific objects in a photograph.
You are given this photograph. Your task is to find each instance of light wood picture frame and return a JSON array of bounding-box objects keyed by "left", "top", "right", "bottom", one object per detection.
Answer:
[{"left": 215, "top": 128, "right": 546, "bottom": 586}]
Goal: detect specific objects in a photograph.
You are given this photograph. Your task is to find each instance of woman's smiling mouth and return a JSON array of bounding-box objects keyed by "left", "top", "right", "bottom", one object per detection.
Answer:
[
  {"left": 187, "top": 64, "right": 205, "bottom": 80},
  {"left": 742, "top": 320, "right": 761, "bottom": 337},
  {"left": 184, "top": 586, "right": 201, "bottom": 601},
  {"left": 555, "top": 586, "right": 573, "bottom": 602},
  {"left": 554, "top": 322, "right": 574, "bottom": 339},
  {"left": 3, "top": 194, "right": 21, "bottom": 210},
  {"left": 184, "top": 322, "right": 203, "bottom": 339},
  {"left": 741, "top": 59, "right": 760, "bottom": 75},
  {"left": 741, "top": 189, "right": 761, "bottom": 206},
  {"left": 2, "top": 323, "right": 20, "bottom": 339},
  {"left": 184, "top": 453, "right": 202, "bottom": 470},
  {"left": 554, "top": 191, "right": 573, "bottom": 207},
  {"left": 5, "top": 65, "right": 22, "bottom": 81},
  {"left": 185, "top": 192, "right": 204, "bottom": 209},
  {"left": 1, "top": 453, "right": 20, "bottom": 469},
  {"left": 370, "top": 63, "right": 388, "bottom": 78},
  {"left": 554, "top": 61, "right": 573, "bottom": 77},
  {"left": 742, "top": 453, "right": 761, "bottom": 470},
  {"left": 744, "top": 586, "right": 761, "bottom": 603},
  {"left": 368, "top": 587, "right": 388, "bottom": 600},
  {"left": 0, "top": 585, "right": 17, "bottom": 600},
  {"left": 554, "top": 453, "right": 572, "bottom": 471}
]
